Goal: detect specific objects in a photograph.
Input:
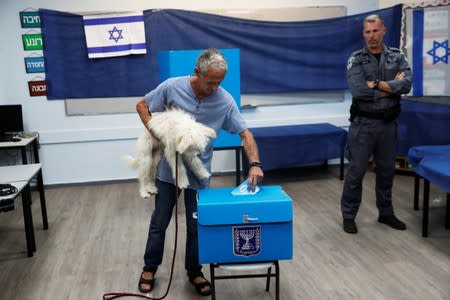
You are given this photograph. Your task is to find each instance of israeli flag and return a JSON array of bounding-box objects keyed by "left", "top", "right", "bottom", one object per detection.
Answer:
[
  {"left": 407, "top": 6, "right": 450, "bottom": 96},
  {"left": 83, "top": 12, "right": 147, "bottom": 59}
]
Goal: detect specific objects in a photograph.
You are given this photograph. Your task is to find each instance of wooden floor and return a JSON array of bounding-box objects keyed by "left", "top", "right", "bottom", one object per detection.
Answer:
[{"left": 1, "top": 166, "right": 449, "bottom": 300}]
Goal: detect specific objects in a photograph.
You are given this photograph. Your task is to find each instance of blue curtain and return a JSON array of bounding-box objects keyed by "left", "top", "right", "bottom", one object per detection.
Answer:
[{"left": 40, "top": 5, "right": 402, "bottom": 100}]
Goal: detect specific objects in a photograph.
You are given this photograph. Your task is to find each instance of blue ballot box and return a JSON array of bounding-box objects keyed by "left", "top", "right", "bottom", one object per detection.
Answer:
[{"left": 197, "top": 185, "right": 293, "bottom": 264}]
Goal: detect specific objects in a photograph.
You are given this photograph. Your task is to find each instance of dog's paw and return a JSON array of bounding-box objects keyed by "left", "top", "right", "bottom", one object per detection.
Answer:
[
  {"left": 197, "top": 169, "right": 211, "bottom": 180},
  {"left": 139, "top": 188, "right": 151, "bottom": 199},
  {"left": 139, "top": 186, "right": 157, "bottom": 199},
  {"left": 176, "top": 178, "right": 189, "bottom": 189},
  {"left": 145, "top": 185, "right": 158, "bottom": 195}
]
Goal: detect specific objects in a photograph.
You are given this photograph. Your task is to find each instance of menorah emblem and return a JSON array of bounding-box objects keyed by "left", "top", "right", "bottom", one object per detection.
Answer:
[
  {"left": 233, "top": 225, "right": 261, "bottom": 257},
  {"left": 240, "top": 229, "right": 255, "bottom": 250}
]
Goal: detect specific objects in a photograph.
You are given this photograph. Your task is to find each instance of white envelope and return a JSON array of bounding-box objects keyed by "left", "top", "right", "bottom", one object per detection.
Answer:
[{"left": 231, "top": 179, "right": 260, "bottom": 195}]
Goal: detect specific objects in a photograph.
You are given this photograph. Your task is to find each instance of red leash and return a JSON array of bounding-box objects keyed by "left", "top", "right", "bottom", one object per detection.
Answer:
[{"left": 103, "top": 154, "right": 181, "bottom": 300}]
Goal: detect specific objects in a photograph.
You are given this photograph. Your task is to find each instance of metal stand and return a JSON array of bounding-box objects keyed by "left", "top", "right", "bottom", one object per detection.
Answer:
[{"left": 209, "top": 260, "right": 279, "bottom": 300}]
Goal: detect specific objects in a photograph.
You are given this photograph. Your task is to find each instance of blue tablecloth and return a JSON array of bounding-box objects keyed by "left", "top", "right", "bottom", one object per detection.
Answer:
[
  {"left": 250, "top": 123, "right": 347, "bottom": 171},
  {"left": 407, "top": 145, "right": 450, "bottom": 194},
  {"left": 397, "top": 100, "right": 450, "bottom": 156}
]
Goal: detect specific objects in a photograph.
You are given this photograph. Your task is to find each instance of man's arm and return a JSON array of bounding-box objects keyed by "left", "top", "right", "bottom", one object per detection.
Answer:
[
  {"left": 367, "top": 52, "right": 412, "bottom": 97},
  {"left": 136, "top": 98, "right": 151, "bottom": 125},
  {"left": 367, "top": 72, "right": 406, "bottom": 97},
  {"left": 136, "top": 98, "right": 159, "bottom": 140},
  {"left": 240, "top": 129, "right": 264, "bottom": 189},
  {"left": 347, "top": 54, "right": 376, "bottom": 100}
]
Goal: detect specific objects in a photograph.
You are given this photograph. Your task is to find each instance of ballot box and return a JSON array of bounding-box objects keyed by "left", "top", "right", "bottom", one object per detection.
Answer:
[{"left": 197, "top": 185, "right": 293, "bottom": 264}]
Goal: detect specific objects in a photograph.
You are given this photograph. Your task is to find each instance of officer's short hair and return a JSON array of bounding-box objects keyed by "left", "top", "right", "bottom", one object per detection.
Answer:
[
  {"left": 364, "top": 14, "right": 385, "bottom": 26},
  {"left": 196, "top": 48, "right": 228, "bottom": 75}
]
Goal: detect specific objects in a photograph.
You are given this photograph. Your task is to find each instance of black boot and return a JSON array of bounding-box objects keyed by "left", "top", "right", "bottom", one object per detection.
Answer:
[{"left": 343, "top": 219, "right": 358, "bottom": 234}]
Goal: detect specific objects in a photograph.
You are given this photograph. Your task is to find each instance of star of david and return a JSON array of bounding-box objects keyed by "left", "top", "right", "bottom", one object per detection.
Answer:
[
  {"left": 426, "top": 40, "right": 450, "bottom": 64},
  {"left": 108, "top": 26, "right": 123, "bottom": 43}
]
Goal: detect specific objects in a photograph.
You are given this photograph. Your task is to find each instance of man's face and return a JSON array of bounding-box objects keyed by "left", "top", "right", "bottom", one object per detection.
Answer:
[
  {"left": 196, "top": 68, "right": 226, "bottom": 98},
  {"left": 363, "top": 19, "right": 386, "bottom": 51}
]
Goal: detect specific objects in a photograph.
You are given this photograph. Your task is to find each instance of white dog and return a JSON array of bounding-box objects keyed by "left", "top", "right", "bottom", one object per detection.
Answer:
[{"left": 122, "top": 109, "right": 216, "bottom": 198}]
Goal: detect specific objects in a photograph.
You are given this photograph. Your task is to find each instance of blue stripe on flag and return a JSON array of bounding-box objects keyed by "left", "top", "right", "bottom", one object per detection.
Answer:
[
  {"left": 412, "top": 9, "right": 424, "bottom": 96},
  {"left": 84, "top": 15, "right": 143, "bottom": 26},
  {"left": 87, "top": 43, "right": 146, "bottom": 54}
]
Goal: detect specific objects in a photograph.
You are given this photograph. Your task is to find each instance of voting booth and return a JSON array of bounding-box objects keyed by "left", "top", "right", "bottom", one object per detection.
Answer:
[
  {"left": 197, "top": 185, "right": 293, "bottom": 264},
  {"left": 158, "top": 48, "right": 244, "bottom": 185},
  {"left": 158, "top": 48, "right": 241, "bottom": 149}
]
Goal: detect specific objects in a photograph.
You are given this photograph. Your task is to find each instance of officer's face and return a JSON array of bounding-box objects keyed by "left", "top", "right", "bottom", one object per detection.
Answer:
[{"left": 363, "top": 19, "right": 386, "bottom": 52}]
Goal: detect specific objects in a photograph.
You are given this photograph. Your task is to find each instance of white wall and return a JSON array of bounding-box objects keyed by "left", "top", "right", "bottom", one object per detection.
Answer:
[{"left": 1, "top": 0, "right": 404, "bottom": 185}]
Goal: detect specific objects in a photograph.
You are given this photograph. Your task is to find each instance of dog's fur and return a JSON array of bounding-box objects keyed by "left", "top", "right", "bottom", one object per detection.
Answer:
[{"left": 122, "top": 109, "right": 216, "bottom": 198}]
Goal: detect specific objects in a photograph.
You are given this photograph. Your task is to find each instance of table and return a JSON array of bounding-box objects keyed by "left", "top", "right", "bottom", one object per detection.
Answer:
[
  {"left": 0, "top": 164, "right": 47, "bottom": 256},
  {"left": 397, "top": 100, "right": 450, "bottom": 156},
  {"left": 0, "top": 134, "right": 47, "bottom": 229},
  {"left": 0, "top": 134, "right": 40, "bottom": 164},
  {"left": 249, "top": 123, "right": 347, "bottom": 179},
  {"left": 407, "top": 145, "right": 450, "bottom": 237}
]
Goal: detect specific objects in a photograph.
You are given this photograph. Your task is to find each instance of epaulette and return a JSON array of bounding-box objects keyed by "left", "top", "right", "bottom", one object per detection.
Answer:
[
  {"left": 387, "top": 46, "right": 401, "bottom": 53},
  {"left": 351, "top": 49, "right": 364, "bottom": 57}
]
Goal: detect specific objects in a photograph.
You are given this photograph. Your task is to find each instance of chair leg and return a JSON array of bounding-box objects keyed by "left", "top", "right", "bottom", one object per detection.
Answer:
[
  {"left": 265, "top": 266, "right": 271, "bottom": 292},
  {"left": 210, "top": 264, "right": 216, "bottom": 300},
  {"left": 275, "top": 261, "right": 280, "bottom": 300}
]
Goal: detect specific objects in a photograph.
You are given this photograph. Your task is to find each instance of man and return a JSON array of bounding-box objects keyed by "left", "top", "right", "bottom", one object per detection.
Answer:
[
  {"left": 341, "top": 15, "right": 412, "bottom": 234},
  {"left": 136, "top": 48, "right": 264, "bottom": 295}
]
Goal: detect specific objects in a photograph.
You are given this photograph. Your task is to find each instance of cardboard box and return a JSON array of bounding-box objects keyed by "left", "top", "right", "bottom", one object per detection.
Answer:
[{"left": 197, "top": 185, "right": 293, "bottom": 264}]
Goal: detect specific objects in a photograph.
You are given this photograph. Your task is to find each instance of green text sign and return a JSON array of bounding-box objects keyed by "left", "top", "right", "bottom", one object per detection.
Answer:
[{"left": 22, "top": 33, "right": 43, "bottom": 50}]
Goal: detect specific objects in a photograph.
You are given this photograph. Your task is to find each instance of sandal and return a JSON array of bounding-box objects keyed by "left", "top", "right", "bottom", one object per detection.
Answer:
[
  {"left": 189, "top": 274, "right": 212, "bottom": 296},
  {"left": 138, "top": 270, "right": 155, "bottom": 293}
]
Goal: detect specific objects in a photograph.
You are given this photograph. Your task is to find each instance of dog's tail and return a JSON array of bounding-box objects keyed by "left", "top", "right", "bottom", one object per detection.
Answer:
[{"left": 121, "top": 154, "right": 139, "bottom": 169}]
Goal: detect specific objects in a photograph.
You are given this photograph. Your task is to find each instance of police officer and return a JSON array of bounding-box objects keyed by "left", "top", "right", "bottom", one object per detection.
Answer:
[{"left": 341, "top": 14, "right": 412, "bottom": 234}]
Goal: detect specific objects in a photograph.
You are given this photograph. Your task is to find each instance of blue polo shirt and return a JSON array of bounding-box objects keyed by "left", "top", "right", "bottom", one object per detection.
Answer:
[{"left": 144, "top": 76, "right": 247, "bottom": 189}]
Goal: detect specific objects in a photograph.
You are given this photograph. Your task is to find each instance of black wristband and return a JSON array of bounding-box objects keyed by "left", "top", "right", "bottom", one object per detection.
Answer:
[
  {"left": 373, "top": 79, "right": 380, "bottom": 90},
  {"left": 249, "top": 161, "right": 262, "bottom": 169}
]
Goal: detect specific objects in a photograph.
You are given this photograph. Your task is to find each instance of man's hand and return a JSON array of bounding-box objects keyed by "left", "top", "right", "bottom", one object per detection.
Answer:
[
  {"left": 247, "top": 165, "right": 263, "bottom": 192},
  {"left": 367, "top": 80, "right": 376, "bottom": 89},
  {"left": 394, "top": 72, "right": 405, "bottom": 80},
  {"left": 146, "top": 120, "right": 160, "bottom": 142}
]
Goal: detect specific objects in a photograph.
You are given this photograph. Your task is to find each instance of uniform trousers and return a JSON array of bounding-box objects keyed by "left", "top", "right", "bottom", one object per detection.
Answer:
[{"left": 341, "top": 117, "right": 397, "bottom": 219}]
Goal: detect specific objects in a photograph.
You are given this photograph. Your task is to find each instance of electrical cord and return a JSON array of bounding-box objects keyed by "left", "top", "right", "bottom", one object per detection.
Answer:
[
  {"left": 103, "top": 154, "right": 181, "bottom": 300},
  {"left": 0, "top": 184, "right": 18, "bottom": 196}
]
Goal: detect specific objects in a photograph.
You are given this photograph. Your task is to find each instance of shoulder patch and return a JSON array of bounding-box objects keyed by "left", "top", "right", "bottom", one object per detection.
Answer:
[{"left": 347, "top": 56, "right": 355, "bottom": 71}]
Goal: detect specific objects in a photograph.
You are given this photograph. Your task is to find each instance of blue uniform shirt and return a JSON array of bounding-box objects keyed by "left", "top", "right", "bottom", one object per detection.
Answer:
[
  {"left": 346, "top": 45, "right": 412, "bottom": 112},
  {"left": 144, "top": 76, "right": 247, "bottom": 189}
]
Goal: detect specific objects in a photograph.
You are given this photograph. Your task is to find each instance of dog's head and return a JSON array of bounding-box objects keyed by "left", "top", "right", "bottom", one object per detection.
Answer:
[{"left": 176, "top": 124, "right": 216, "bottom": 154}]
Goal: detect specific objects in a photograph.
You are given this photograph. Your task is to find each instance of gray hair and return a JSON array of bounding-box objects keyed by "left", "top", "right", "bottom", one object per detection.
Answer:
[
  {"left": 364, "top": 14, "right": 384, "bottom": 26},
  {"left": 196, "top": 48, "right": 228, "bottom": 75}
]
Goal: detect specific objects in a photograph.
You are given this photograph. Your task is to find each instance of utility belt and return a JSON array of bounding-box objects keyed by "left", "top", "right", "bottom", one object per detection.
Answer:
[{"left": 350, "top": 99, "right": 401, "bottom": 123}]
